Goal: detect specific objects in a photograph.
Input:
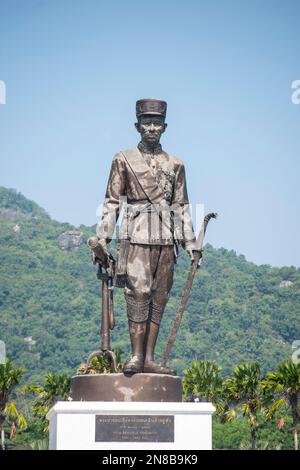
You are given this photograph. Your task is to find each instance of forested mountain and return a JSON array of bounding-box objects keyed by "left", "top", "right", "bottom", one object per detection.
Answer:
[{"left": 0, "top": 186, "right": 299, "bottom": 383}]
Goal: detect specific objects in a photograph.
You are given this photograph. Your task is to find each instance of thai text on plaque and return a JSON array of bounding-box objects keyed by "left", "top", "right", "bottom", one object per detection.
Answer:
[{"left": 95, "top": 415, "right": 174, "bottom": 442}]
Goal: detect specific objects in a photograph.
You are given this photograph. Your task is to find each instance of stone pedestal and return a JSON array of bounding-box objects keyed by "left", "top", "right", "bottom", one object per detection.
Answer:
[
  {"left": 70, "top": 373, "right": 182, "bottom": 402},
  {"left": 47, "top": 401, "right": 215, "bottom": 450}
]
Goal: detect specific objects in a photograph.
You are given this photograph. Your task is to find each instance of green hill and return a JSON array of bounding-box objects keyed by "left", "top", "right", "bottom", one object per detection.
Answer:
[{"left": 0, "top": 186, "right": 299, "bottom": 383}]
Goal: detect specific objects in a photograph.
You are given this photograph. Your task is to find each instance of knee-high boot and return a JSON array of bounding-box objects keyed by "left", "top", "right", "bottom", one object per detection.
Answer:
[
  {"left": 143, "top": 320, "right": 176, "bottom": 375},
  {"left": 123, "top": 320, "right": 147, "bottom": 375}
]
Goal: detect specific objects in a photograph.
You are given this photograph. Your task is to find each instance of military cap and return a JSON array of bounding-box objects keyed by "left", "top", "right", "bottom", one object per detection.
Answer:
[{"left": 136, "top": 99, "right": 167, "bottom": 119}]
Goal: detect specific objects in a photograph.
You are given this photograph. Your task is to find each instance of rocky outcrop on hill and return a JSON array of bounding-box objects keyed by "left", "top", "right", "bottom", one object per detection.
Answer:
[{"left": 57, "top": 231, "right": 84, "bottom": 250}]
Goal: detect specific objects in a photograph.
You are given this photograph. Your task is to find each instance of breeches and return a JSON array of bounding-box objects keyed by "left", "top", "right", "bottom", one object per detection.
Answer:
[{"left": 124, "top": 244, "right": 175, "bottom": 325}]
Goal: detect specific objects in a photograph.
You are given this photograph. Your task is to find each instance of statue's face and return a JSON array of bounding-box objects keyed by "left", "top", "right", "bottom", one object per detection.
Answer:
[{"left": 135, "top": 115, "right": 167, "bottom": 146}]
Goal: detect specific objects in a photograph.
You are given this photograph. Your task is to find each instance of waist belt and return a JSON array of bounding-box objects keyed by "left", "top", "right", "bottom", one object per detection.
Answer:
[{"left": 127, "top": 200, "right": 171, "bottom": 217}]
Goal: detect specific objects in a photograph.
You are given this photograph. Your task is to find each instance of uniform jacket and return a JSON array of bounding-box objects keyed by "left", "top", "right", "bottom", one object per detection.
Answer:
[{"left": 97, "top": 144, "right": 196, "bottom": 247}]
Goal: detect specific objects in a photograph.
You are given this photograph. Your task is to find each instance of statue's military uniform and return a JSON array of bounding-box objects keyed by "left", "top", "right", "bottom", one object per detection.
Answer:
[
  {"left": 97, "top": 140, "right": 196, "bottom": 327},
  {"left": 97, "top": 98, "right": 197, "bottom": 375}
]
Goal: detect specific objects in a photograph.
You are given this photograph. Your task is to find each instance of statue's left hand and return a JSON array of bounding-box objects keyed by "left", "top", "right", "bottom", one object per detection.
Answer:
[
  {"left": 186, "top": 248, "right": 202, "bottom": 262},
  {"left": 185, "top": 241, "right": 202, "bottom": 263}
]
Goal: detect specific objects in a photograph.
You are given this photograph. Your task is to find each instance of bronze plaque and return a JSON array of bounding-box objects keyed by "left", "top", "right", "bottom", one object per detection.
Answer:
[{"left": 95, "top": 415, "right": 174, "bottom": 442}]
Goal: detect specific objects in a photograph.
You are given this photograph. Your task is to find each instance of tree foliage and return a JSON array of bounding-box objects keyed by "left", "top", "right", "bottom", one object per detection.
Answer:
[{"left": 0, "top": 359, "right": 27, "bottom": 449}]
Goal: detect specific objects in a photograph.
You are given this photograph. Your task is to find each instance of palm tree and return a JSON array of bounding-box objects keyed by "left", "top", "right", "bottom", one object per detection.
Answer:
[
  {"left": 183, "top": 360, "right": 237, "bottom": 425},
  {"left": 262, "top": 359, "right": 300, "bottom": 450},
  {"left": 223, "top": 362, "right": 266, "bottom": 450},
  {"left": 183, "top": 360, "right": 223, "bottom": 402},
  {"left": 0, "top": 359, "right": 27, "bottom": 450},
  {"left": 24, "top": 372, "right": 71, "bottom": 435}
]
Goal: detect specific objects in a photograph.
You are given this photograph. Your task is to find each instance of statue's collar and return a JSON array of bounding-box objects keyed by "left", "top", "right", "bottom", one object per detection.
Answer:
[{"left": 137, "top": 141, "right": 162, "bottom": 155}]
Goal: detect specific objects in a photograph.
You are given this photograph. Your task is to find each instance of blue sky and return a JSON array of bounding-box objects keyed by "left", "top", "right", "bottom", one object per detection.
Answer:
[{"left": 0, "top": 0, "right": 299, "bottom": 267}]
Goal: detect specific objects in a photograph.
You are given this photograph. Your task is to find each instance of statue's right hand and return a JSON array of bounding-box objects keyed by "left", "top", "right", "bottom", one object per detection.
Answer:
[{"left": 98, "top": 238, "right": 107, "bottom": 249}]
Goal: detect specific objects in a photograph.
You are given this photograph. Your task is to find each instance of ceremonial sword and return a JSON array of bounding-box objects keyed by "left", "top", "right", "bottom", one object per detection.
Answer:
[{"left": 160, "top": 212, "right": 217, "bottom": 366}]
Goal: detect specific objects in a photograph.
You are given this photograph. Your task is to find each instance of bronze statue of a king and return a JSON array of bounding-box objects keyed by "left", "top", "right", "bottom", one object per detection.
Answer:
[{"left": 96, "top": 99, "right": 200, "bottom": 376}]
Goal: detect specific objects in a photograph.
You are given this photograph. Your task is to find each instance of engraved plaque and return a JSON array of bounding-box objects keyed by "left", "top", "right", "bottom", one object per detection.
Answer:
[{"left": 95, "top": 415, "right": 174, "bottom": 442}]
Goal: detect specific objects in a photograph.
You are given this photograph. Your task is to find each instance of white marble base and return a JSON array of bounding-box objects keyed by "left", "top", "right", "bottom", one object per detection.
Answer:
[{"left": 47, "top": 401, "right": 215, "bottom": 450}]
